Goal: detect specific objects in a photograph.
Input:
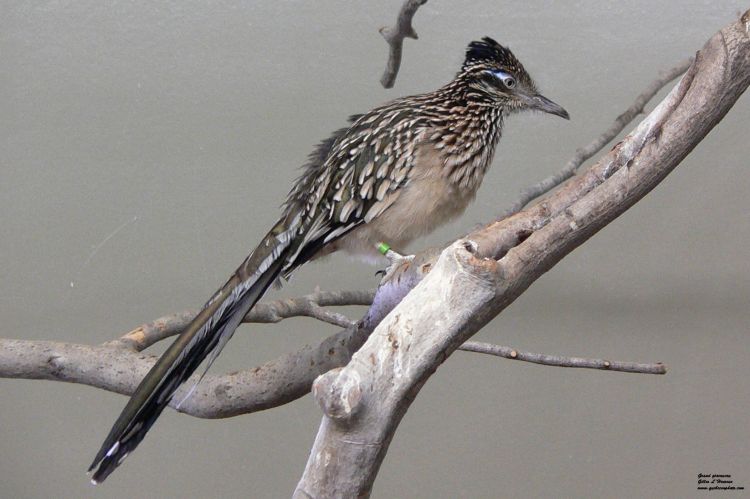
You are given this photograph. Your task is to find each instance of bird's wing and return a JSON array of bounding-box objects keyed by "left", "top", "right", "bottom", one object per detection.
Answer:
[{"left": 282, "top": 105, "right": 428, "bottom": 271}]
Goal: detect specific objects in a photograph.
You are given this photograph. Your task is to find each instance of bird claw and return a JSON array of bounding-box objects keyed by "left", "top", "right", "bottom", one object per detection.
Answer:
[{"left": 378, "top": 248, "right": 415, "bottom": 285}]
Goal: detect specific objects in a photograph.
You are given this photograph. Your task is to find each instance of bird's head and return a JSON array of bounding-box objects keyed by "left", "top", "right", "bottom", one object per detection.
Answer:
[{"left": 460, "top": 37, "right": 569, "bottom": 120}]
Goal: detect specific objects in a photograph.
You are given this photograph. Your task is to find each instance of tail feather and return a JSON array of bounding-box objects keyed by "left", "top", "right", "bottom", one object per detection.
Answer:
[{"left": 89, "top": 232, "right": 291, "bottom": 484}]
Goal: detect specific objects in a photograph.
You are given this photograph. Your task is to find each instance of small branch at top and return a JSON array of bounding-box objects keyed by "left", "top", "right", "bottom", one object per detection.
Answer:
[{"left": 379, "top": 0, "right": 428, "bottom": 88}]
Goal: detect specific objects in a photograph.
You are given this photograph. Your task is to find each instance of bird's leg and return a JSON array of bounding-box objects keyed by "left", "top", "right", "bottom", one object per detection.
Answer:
[{"left": 376, "top": 242, "right": 415, "bottom": 285}]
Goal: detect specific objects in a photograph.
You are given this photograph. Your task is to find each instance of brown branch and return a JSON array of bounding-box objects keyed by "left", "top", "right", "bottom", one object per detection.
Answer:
[
  {"left": 113, "top": 289, "right": 374, "bottom": 351},
  {"left": 0, "top": 326, "right": 369, "bottom": 419},
  {"left": 460, "top": 341, "right": 667, "bottom": 374},
  {"left": 379, "top": 0, "right": 428, "bottom": 88},
  {"left": 499, "top": 58, "right": 693, "bottom": 219}
]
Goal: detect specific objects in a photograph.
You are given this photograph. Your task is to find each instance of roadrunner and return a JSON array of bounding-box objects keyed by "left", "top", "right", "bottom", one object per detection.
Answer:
[{"left": 89, "top": 36, "right": 568, "bottom": 483}]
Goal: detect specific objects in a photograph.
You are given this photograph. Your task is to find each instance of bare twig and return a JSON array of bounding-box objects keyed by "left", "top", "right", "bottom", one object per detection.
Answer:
[
  {"left": 460, "top": 341, "right": 667, "bottom": 374},
  {"left": 302, "top": 305, "right": 355, "bottom": 329},
  {"left": 499, "top": 58, "right": 694, "bottom": 219},
  {"left": 245, "top": 289, "right": 374, "bottom": 325},
  {"left": 114, "top": 289, "right": 374, "bottom": 351},
  {"left": 379, "top": 0, "right": 428, "bottom": 88}
]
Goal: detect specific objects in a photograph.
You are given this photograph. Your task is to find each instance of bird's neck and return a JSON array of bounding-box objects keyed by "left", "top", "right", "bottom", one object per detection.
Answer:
[{"left": 423, "top": 82, "right": 505, "bottom": 190}]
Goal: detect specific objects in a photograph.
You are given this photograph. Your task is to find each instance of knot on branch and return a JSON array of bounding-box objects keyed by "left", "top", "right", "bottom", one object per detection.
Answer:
[
  {"left": 312, "top": 368, "right": 363, "bottom": 422},
  {"left": 453, "top": 239, "right": 502, "bottom": 283}
]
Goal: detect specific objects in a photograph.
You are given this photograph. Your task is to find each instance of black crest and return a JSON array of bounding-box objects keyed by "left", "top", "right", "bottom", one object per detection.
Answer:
[{"left": 463, "top": 36, "right": 520, "bottom": 70}]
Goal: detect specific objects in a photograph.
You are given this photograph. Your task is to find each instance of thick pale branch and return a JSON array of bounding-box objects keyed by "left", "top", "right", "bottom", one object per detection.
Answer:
[
  {"left": 296, "top": 13, "right": 750, "bottom": 498},
  {"left": 379, "top": 0, "right": 428, "bottom": 88}
]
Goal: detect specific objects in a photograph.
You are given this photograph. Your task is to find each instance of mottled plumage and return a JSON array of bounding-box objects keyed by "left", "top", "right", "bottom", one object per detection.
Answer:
[{"left": 89, "top": 36, "right": 568, "bottom": 483}]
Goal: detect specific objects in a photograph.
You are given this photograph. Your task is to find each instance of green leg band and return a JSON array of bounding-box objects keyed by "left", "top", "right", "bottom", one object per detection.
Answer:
[{"left": 377, "top": 242, "right": 391, "bottom": 255}]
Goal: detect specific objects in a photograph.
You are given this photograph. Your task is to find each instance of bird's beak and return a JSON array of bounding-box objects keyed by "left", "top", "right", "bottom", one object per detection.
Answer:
[{"left": 529, "top": 94, "right": 570, "bottom": 120}]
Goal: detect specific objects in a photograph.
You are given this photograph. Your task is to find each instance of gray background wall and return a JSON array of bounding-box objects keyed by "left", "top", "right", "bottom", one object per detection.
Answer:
[{"left": 2, "top": 1, "right": 748, "bottom": 498}]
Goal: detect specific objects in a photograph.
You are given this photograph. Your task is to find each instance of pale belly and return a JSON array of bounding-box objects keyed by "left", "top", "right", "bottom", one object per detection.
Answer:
[{"left": 326, "top": 170, "right": 478, "bottom": 262}]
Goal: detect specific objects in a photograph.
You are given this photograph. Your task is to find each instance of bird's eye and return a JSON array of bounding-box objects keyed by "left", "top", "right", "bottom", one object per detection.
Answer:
[{"left": 489, "top": 70, "right": 516, "bottom": 89}]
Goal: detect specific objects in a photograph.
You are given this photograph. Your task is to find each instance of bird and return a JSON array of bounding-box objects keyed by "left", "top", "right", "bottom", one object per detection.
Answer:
[{"left": 89, "top": 36, "right": 569, "bottom": 483}]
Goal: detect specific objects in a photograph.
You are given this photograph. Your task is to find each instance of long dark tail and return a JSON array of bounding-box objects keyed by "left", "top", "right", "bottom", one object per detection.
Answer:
[{"left": 89, "top": 227, "right": 293, "bottom": 484}]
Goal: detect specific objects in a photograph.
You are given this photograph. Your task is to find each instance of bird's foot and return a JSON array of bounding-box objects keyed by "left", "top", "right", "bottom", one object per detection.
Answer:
[{"left": 375, "top": 243, "right": 415, "bottom": 285}]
